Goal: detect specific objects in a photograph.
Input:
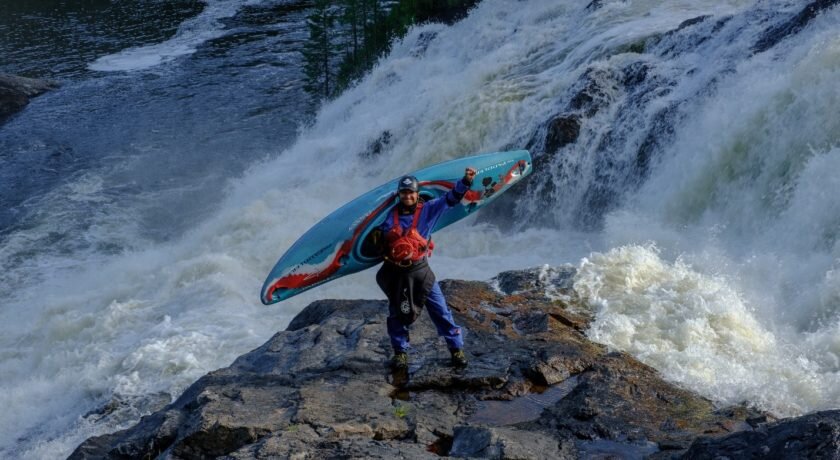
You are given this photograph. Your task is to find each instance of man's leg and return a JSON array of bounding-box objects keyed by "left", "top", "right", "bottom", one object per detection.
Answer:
[
  {"left": 425, "top": 281, "right": 464, "bottom": 351},
  {"left": 386, "top": 316, "right": 410, "bottom": 352},
  {"left": 377, "top": 264, "right": 411, "bottom": 369}
]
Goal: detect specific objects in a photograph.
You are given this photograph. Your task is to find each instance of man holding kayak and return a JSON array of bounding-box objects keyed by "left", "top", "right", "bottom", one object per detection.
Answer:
[{"left": 371, "top": 167, "right": 476, "bottom": 370}]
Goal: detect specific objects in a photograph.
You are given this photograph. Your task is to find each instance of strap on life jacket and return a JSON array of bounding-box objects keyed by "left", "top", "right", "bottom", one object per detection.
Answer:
[{"left": 392, "top": 202, "right": 424, "bottom": 233}]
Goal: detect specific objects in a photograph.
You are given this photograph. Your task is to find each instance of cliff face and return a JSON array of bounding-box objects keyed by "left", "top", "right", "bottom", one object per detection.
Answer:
[{"left": 71, "top": 267, "right": 839, "bottom": 459}]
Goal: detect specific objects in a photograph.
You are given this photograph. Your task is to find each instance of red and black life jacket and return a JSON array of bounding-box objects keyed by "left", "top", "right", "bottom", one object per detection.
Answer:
[{"left": 385, "top": 203, "right": 434, "bottom": 266}]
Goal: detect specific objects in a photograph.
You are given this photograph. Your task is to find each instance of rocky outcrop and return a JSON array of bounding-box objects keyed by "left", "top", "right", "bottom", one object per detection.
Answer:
[
  {"left": 684, "top": 410, "right": 840, "bottom": 459},
  {"left": 0, "top": 73, "right": 59, "bottom": 124},
  {"left": 70, "top": 267, "right": 838, "bottom": 459},
  {"left": 543, "top": 116, "right": 581, "bottom": 156},
  {"left": 753, "top": 0, "right": 840, "bottom": 54},
  {"left": 361, "top": 130, "right": 393, "bottom": 158}
]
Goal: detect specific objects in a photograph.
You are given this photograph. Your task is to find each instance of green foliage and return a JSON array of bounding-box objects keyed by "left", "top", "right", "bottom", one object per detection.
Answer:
[
  {"left": 301, "top": 0, "right": 479, "bottom": 100},
  {"left": 393, "top": 403, "right": 409, "bottom": 418}
]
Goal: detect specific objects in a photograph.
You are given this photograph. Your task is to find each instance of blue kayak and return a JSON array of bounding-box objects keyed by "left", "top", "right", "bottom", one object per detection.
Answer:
[{"left": 261, "top": 150, "right": 533, "bottom": 304}]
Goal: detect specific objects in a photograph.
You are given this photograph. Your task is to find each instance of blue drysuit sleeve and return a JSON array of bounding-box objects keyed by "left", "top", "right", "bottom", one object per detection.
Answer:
[
  {"left": 421, "top": 178, "right": 471, "bottom": 229},
  {"left": 424, "top": 178, "right": 469, "bottom": 215},
  {"left": 381, "top": 178, "right": 472, "bottom": 238}
]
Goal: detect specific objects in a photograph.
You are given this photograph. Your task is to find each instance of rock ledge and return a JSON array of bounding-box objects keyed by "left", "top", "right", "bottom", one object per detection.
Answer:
[{"left": 71, "top": 268, "right": 840, "bottom": 459}]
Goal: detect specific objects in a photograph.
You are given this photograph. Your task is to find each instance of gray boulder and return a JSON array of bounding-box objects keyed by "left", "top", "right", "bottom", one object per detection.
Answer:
[{"left": 0, "top": 73, "right": 59, "bottom": 124}]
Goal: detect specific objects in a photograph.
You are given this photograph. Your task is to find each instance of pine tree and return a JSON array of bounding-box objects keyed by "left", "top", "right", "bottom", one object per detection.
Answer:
[
  {"left": 336, "top": 0, "right": 363, "bottom": 89},
  {"left": 341, "top": 0, "right": 361, "bottom": 68},
  {"left": 303, "top": 0, "right": 478, "bottom": 99},
  {"left": 302, "top": 0, "right": 339, "bottom": 99}
]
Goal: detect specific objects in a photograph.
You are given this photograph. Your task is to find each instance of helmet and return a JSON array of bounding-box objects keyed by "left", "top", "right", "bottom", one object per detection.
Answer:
[{"left": 397, "top": 175, "right": 419, "bottom": 192}]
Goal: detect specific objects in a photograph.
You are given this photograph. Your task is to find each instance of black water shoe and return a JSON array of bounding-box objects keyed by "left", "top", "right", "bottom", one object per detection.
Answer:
[
  {"left": 391, "top": 352, "right": 408, "bottom": 370},
  {"left": 450, "top": 349, "right": 468, "bottom": 368}
]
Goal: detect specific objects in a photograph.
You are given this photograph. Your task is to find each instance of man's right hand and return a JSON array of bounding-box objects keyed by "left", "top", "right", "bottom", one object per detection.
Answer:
[{"left": 464, "top": 167, "right": 476, "bottom": 185}]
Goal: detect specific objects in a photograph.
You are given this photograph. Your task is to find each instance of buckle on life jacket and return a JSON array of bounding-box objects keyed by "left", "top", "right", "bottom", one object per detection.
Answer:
[
  {"left": 385, "top": 255, "right": 426, "bottom": 268},
  {"left": 396, "top": 259, "right": 413, "bottom": 268}
]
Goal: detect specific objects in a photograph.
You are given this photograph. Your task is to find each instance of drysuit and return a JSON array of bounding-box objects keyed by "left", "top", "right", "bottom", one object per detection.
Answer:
[{"left": 374, "top": 177, "right": 472, "bottom": 353}]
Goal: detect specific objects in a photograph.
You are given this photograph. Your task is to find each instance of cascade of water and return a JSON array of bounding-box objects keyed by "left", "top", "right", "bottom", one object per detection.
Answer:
[{"left": 2, "top": 0, "right": 839, "bottom": 457}]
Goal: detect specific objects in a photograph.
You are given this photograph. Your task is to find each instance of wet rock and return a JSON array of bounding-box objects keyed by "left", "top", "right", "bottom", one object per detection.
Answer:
[
  {"left": 361, "top": 130, "right": 392, "bottom": 158},
  {"left": 577, "top": 438, "right": 660, "bottom": 458},
  {"left": 70, "top": 409, "right": 185, "bottom": 460},
  {"left": 524, "top": 352, "right": 769, "bottom": 456},
  {"left": 222, "top": 423, "right": 321, "bottom": 459},
  {"left": 544, "top": 115, "right": 581, "bottom": 154},
  {"left": 526, "top": 111, "right": 576, "bottom": 203},
  {"left": 285, "top": 298, "right": 378, "bottom": 331},
  {"left": 296, "top": 379, "right": 410, "bottom": 441},
  {"left": 449, "top": 425, "right": 574, "bottom": 459},
  {"left": 634, "top": 102, "right": 682, "bottom": 181},
  {"left": 225, "top": 434, "right": 438, "bottom": 459},
  {"left": 586, "top": 0, "right": 604, "bottom": 11},
  {"left": 568, "top": 68, "right": 621, "bottom": 117},
  {"left": 647, "top": 14, "right": 731, "bottom": 59},
  {"left": 410, "top": 391, "right": 462, "bottom": 446},
  {"left": 410, "top": 31, "right": 439, "bottom": 58},
  {"left": 677, "top": 15, "right": 712, "bottom": 31},
  {"left": 71, "top": 268, "right": 823, "bottom": 459},
  {"left": 529, "top": 355, "right": 573, "bottom": 386},
  {"left": 753, "top": 0, "right": 840, "bottom": 54},
  {"left": 82, "top": 392, "right": 172, "bottom": 429},
  {"left": 492, "top": 265, "right": 576, "bottom": 296},
  {"left": 622, "top": 61, "right": 650, "bottom": 87},
  {"left": 0, "top": 73, "right": 59, "bottom": 124},
  {"left": 513, "top": 309, "right": 551, "bottom": 335},
  {"left": 683, "top": 410, "right": 840, "bottom": 459}
]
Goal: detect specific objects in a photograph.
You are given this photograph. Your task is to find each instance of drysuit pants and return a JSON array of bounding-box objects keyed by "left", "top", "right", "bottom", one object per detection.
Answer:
[{"left": 376, "top": 260, "right": 464, "bottom": 353}]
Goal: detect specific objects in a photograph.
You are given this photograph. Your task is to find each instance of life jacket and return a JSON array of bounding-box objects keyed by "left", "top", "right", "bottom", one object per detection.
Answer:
[{"left": 384, "top": 203, "right": 434, "bottom": 266}]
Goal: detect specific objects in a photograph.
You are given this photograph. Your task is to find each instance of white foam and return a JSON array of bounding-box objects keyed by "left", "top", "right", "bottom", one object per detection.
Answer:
[
  {"left": 89, "top": 0, "right": 264, "bottom": 72},
  {"left": 574, "top": 245, "right": 840, "bottom": 416},
  {"left": 5, "top": 0, "right": 840, "bottom": 457},
  {"left": 588, "top": 14, "right": 840, "bottom": 415}
]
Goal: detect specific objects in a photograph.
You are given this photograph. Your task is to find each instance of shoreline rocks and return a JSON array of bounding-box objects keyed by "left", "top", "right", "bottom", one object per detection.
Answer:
[
  {"left": 0, "top": 73, "right": 59, "bottom": 124},
  {"left": 70, "top": 268, "right": 840, "bottom": 459}
]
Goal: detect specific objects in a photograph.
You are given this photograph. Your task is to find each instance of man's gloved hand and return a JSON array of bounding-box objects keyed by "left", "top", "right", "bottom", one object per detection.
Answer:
[{"left": 364, "top": 228, "right": 386, "bottom": 257}]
